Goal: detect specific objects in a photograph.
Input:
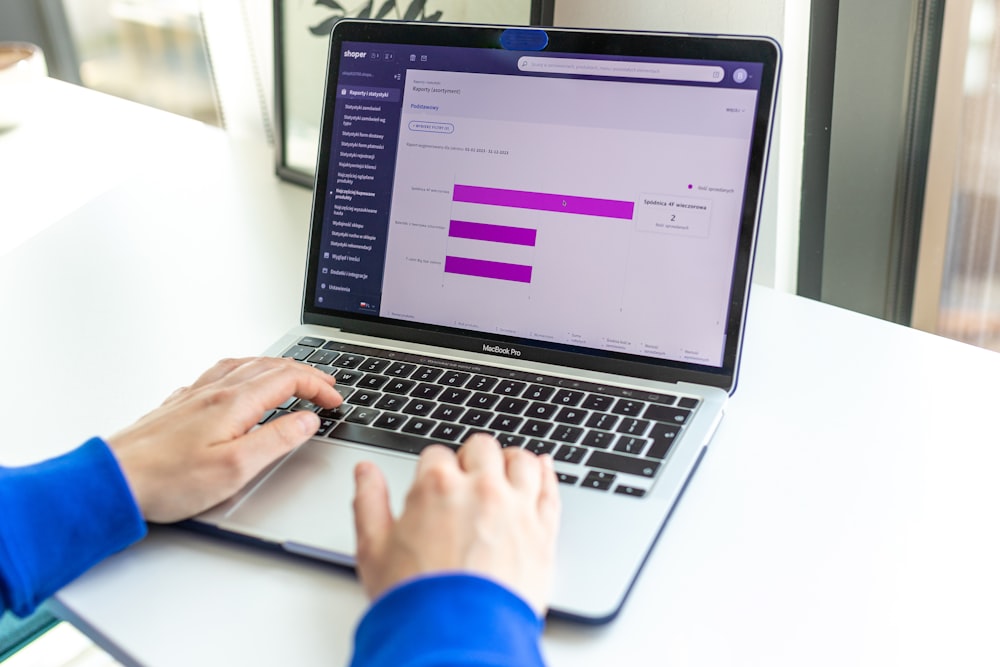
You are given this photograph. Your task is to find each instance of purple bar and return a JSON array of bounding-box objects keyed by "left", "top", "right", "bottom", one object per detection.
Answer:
[
  {"left": 445, "top": 256, "right": 533, "bottom": 283},
  {"left": 453, "top": 184, "right": 634, "bottom": 220},
  {"left": 449, "top": 220, "right": 537, "bottom": 246}
]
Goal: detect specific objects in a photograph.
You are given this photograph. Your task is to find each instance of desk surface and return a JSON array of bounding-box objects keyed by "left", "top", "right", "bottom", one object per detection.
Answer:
[{"left": 3, "top": 81, "right": 1000, "bottom": 666}]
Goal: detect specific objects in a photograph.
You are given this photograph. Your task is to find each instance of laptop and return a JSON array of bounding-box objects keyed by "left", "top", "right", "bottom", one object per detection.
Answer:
[{"left": 191, "top": 20, "right": 780, "bottom": 624}]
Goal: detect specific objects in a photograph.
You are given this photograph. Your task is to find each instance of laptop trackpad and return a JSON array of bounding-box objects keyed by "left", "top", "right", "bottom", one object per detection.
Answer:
[{"left": 222, "top": 440, "right": 417, "bottom": 559}]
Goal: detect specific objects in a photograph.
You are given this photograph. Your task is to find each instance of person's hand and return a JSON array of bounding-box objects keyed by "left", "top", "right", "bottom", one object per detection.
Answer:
[
  {"left": 107, "top": 357, "right": 342, "bottom": 523},
  {"left": 352, "top": 433, "right": 561, "bottom": 616}
]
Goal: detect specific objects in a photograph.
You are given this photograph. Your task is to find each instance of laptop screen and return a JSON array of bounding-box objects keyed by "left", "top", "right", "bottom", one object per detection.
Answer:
[{"left": 304, "top": 23, "right": 779, "bottom": 388}]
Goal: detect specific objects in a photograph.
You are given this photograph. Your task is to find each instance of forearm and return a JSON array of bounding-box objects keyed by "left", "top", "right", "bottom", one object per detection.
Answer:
[
  {"left": 350, "top": 573, "right": 547, "bottom": 667},
  {"left": 0, "top": 438, "right": 146, "bottom": 616}
]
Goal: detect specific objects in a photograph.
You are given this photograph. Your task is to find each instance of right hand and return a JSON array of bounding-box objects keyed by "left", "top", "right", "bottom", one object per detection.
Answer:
[{"left": 352, "top": 433, "right": 561, "bottom": 616}]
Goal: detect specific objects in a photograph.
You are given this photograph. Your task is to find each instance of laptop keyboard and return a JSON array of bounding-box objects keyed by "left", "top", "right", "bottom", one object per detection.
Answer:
[{"left": 267, "top": 336, "right": 700, "bottom": 499}]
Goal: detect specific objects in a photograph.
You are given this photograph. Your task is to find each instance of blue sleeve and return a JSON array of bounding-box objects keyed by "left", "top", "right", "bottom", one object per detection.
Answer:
[
  {"left": 0, "top": 437, "right": 147, "bottom": 617},
  {"left": 350, "top": 573, "right": 547, "bottom": 667}
]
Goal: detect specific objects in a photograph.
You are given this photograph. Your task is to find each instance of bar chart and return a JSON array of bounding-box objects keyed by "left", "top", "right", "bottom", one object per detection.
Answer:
[{"left": 445, "top": 184, "right": 635, "bottom": 284}]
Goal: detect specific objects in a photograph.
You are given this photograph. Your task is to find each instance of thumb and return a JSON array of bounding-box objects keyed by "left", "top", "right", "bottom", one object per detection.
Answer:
[{"left": 352, "top": 461, "right": 393, "bottom": 567}]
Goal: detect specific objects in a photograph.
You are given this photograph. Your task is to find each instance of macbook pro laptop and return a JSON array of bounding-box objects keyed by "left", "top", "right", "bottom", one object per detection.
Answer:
[{"left": 192, "top": 20, "right": 780, "bottom": 623}]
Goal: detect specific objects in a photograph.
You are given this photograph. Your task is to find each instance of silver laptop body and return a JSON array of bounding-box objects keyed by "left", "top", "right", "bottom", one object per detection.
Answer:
[{"left": 192, "top": 20, "right": 780, "bottom": 624}]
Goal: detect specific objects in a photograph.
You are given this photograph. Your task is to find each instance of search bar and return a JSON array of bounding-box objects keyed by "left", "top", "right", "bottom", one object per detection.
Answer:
[{"left": 517, "top": 56, "right": 725, "bottom": 83}]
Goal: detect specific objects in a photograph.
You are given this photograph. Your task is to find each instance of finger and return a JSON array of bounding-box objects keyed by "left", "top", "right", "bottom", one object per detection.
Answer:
[
  {"left": 415, "top": 443, "right": 459, "bottom": 480},
  {"left": 504, "top": 447, "right": 542, "bottom": 497},
  {"left": 536, "top": 454, "right": 561, "bottom": 531},
  {"left": 352, "top": 461, "right": 393, "bottom": 563},
  {"left": 210, "top": 358, "right": 339, "bottom": 400},
  {"left": 200, "top": 363, "right": 342, "bottom": 426},
  {"left": 456, "top": 432, "right": 504, "bottom": 477},
  {"left": 213, "top": 410, "right": 319, "bottom": 489}
]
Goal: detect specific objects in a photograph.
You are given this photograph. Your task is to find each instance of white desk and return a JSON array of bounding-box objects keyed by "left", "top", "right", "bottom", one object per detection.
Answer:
[{"left": 3, "top": 81, "right": 1000, "bottom": 666}]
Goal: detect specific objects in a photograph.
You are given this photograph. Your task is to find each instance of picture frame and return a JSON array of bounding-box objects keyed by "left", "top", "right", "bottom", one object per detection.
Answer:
[{"left": 273, "top": 0, "right": 555, "bottom": 187}]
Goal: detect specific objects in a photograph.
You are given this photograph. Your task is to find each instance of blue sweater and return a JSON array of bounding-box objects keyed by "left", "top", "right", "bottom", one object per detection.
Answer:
[{"left": 0, "top": 438, "right": 546, "bottom": 666}]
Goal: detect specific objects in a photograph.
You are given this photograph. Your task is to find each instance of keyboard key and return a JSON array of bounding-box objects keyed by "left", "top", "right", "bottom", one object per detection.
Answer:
[
  {"left": 525, "top": 402, "right": 558, "bottom": 420},
  {"left": 318, "top": 405, "right": 352, "bottom": 420},
  {"left": 292, "top": 399, "right": 320, "bottom": 412},
  {"left": 383, "top": 379, "right": 416, "bottom": 395},
  {"left": 643, "top": 404, "right": 692, "bottom": 424},
  {"left": 616, "top": 418, "right": 650, "bottom": 436},
  {"left": 614, "top": 436, "right": 648, "bottom": 456},
  {"left": 459, "top": 409, "right": 493, "bottom": 427},
  {"left": 358, "top": 374, "right": 390, "bottom": 390},
  {"left": 678, "top": 397, "right": 701, "bottom": 409},
  {"left": 348, "top": 390, "right": 381, "bottom": 407},
  {"left": 374, "top": 395, "right": 407, "bottom": 411},
  {"left": 586, "top": 412, "right": 620, "bottom": 431},
  {"left": 431, "top": 423, "right": 466, "bottom": 442},
  {"left": 582, "top": 470, "right": 616, "bottom": 491},
  {"left": 581, "top": 430, "right": 615, "bottom": 449},
  {"left": 401, "top": 417, "right": 436, "bottom": 436},
  {"left": 467, "top": 375, "right": 498, "bottom": 392},
  {"left": 411, "top": 383, "right": 443, "bottom": 400},
  {"left": 555, "top": 444, "right": 587, "bottom": 464},
  {"left": 494, "top": 380, "right": 526, "bottom": 396},
  {"left": 331, "top": 369, "right": 362, "bottom": 385},
  {"left": 386, "top": 362, "right": 417, "bottom": 377},
  {"left": 439, "top": 371, "right": 471, "bottom": 387},
  {"left": 431, "top": 404, "right": 465, "bottom": 421},
  {"left": 412, "top": 366, "right": 444, "bottom": 382},
  {"left": 330, "top": 421, "right": 437, "bottom": 455},
  {"left": 581, "top": 394, "right": 614, "bottom": 411},
  {"left": 259, "top": 408, "right": 285, "bottom": 424},
  {"left": 402, "top": 399, "right": 436, "bottom": 416},
  {"left": 585, "top": 451, "right": 660, "bottom": 478},
  {"left": 614, "top": 485, "right": 647, "bottom": 498},
  {"left": 519, "top": 419, "right": 554, "bottom": 438},
  {"left": 551, "top": 425, "right": 583, "bottom": 444},
  {"left": 316, "top": 416, "right": 338, "bottom": 436},
  {"left": 553, "top": 389, "right": 584, "bottom": 406},
  {"left": 523, "top": 384, "right": 555, "bottom": 401},
  {"left": 282, "top": 345, "right": 313, "bottom": 361},
  {"left": 646, "top": 423, "right": 681, "bottom": 459},
  {"left": 345, "top": 408, "right": 380, "bottom": 426},
  {"left": 489, "top": 415, "right": 523, "bottom": 433},
  {"left": 554, "top": 407, "right": 588, "bottom": 425},
  {"left": 646, "top": 393, "right": 677, "bottom": 405},
  {"left": 298, "top": 336, "right": 325, "bottom": 347},
  {"left": 439, "top": 388, "right": 471, "bottom": 404},
  {"left": 557, "top": 472, "right": 579, "bottom": 485},
  {"left": 495, "top": 398, "right": 528, "bottom": 415},
  {"left": 374, "top": 413, "right": 406, "bottom": 430},
  {"left": 359, "top": 358, "right": 390, "bottom": 373},
  {"left": 497, "top": 434, "right": 525, "bottom": 448},
  {"left": 611, "top": 399, "right": 645, "bottom": 416},
  {"left": 306, "top": 349, "right": 340, "bottom": 365},
  {"left": 333, "top": 354, "right": 365, "bottom": 369},
  {"left": 525, "top": 439, "right": 556, "bottom": 455},
  {"left": 334, "top": 386, "right": 355, "bottom": 401},
  {"left": 467, "top": 392, "right": 500, "bottom": 410}
]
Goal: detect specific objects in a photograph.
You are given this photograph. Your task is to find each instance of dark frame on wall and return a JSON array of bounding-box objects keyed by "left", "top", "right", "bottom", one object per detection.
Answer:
[{"left": 273, "top": 0, "right": 555, "bottom": 188}]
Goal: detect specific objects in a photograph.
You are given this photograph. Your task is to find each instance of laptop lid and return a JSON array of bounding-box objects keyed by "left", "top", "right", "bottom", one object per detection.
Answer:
[{"left": 300, "top": 21, "right": 780, "bottom": 393}]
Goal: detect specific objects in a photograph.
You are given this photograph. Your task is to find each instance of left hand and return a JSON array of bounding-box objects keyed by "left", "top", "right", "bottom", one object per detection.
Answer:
[{"left": 107, "top": 357, "right": 342, "bottom": 523}]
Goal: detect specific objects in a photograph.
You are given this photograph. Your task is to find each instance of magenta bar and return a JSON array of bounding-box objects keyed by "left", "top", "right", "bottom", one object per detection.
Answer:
[
  {"left": 453, "top": 184, "right": 634, "bottom": 220},
  {"left": 445, "top": 256, "right": 533, "bottom": 283},
  {"left": 449, "top": 220, "right": 537, "bottom": 246}
]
